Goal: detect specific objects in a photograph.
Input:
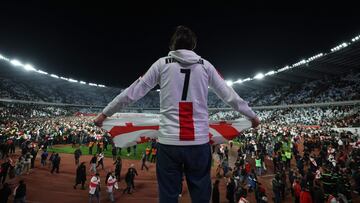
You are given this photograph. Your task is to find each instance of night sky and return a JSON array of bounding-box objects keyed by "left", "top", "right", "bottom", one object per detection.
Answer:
[{"left": 0, "top": 2, "right": 359, "bottom": 87}]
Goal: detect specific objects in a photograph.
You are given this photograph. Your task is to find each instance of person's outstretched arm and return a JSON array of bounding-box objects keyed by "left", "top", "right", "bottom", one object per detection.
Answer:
[
  {"left": 94, "top": 60, "right": 160, "bottom": 127},
  {"left": 207, "top": 62, "right": 260, "bottom": 128}
]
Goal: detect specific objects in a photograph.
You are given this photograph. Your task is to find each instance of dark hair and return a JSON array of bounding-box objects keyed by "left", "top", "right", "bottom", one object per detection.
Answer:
[
  {"left": 105, "top": 172, "right": 112, "bottom": 184},
  {"left": 169, "top": 26, "right": 197, "bottom": 51}
]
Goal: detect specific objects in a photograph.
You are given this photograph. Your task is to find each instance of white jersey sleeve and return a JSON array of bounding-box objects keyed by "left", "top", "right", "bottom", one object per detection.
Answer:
[
  {"left": 102, "top": 50, "right": 256, "bottom": 146},
  {"left": 102, "top": 60, "right": 161, "bottom": 116}
]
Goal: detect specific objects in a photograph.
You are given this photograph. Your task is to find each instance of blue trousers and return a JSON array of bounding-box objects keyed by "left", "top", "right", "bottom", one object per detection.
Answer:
[{"left": 156, "top": 143, "right": 212, "bottom": 203}]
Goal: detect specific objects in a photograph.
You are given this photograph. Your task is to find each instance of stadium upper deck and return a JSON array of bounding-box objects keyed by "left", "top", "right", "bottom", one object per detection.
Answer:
[{"left": 0, "top": 34, "right": 359, "bottom": 107}]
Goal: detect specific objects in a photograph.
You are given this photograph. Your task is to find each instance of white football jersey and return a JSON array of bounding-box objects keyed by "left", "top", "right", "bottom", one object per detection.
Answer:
[{"left": 103, "top": 49, "right": 256, "bottom": 145}]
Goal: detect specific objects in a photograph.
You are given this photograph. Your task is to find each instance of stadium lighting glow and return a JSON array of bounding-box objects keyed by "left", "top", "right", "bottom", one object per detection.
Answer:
[
  {"left": 331, "top": 42, "right": 349, "bottom": 52},
  {"left": 226, "top": 80, "right": 233, "bottom": 86},
  {"left": 234, "top": 79, "right": 243, "bottom": 84},
  {"left": 254, "top": 73, "right": 264, "bottom": 80},
  {"left": 68, "top": 78, "right": 78, "bottom": 83},
  {"left": 10, "top": 59, "right": 23, "bottom": 67},
  {"left": 352, "top": 35, "right": 360, "bottom": 42},
  {"left": 0, "top": 54, "right": 9, "bottom": 61},
  {"left": 2, "top": 31, "right": 358, "bottom": 89},
  {"left": 0, "top": 52, "right": 108, "bottom": 88},
  {"left": 24, "top": 64, "right": 36, "bottom": 71},
  {"left": 307, "top": 53, "right": 324, "bottom": 62},
  {"left": 265, "top": 70, "right": 275, "bottom": 76},
  {"left": 60, "top": 77, "right": 69, "bottom": 81},
  {"left": 277, "top": 66, "right": 290, "bottom": 73},
  {"left": 156, "top": 89, "right": 160, "bottom": 92},
  {"left": 37, "top": 70, "right": 48, "bottom": 75},
  {"left": 50, "top": 74, "right": 59, "bottom": 78}
]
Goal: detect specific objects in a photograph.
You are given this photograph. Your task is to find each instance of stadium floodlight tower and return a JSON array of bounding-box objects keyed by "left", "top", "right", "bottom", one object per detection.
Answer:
[{"left": 254, "top": 73, "right": 265, "bottom": 80}]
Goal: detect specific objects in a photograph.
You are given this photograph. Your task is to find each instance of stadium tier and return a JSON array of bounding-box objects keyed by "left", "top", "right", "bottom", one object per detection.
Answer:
[{"left": 1, "top": 61, "right": 360, "bottom": 108}]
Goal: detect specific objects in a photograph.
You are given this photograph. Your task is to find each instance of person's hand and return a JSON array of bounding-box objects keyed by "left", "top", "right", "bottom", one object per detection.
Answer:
[
  {"left": 251, "top": 116, "right": 260, "bottom": 128},
  {"left": 94, "top": 113, "right": 107, "bottom": 127}
]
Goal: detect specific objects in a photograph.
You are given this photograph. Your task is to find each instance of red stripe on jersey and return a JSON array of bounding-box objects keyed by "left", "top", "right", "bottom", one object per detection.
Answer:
[
  {"left": 90, "top": 181, "right": 98, "bottom": 188},
  {"left": 179, "top": 102, "right": 195, "bottom": 141}
]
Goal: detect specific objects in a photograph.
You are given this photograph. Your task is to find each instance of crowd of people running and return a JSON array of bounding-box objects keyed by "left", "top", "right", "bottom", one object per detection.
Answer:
[
  {"left": 0, "top": 100, "right": 359, "bottom": 202},
  {"left": 211, "top": 120, "right": 359, "bottom": 203}
]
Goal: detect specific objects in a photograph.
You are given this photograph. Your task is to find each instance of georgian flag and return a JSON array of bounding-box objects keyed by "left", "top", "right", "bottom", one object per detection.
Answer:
[{"left": 102, "top": 113, "right": 252, "bottom": 148}]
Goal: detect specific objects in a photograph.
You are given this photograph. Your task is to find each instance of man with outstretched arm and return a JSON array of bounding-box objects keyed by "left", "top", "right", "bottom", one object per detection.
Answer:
[{"left": 94, "top": 25, "right": 259, "bottom": 203}]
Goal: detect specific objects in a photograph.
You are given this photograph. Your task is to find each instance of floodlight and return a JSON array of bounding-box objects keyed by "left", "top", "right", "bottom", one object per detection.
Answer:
[
  {"left": 254, "top": 73, "right": 264, "bottom": 80},
  {"left": 234, "top": 79, "right": 243, "bottom": 84},
  {"left": 98, "top": 84, "right": 106, "bottom": 87},
  {"left": 50, "top": 74, "right": 59, "bottom": 78},
  {"left": 68, "top": 78, "right": 78, "bottom": 83},
  {"left": 226, "top": 80, "right": 233, "bottom": 86},
  {"left": 0, "top": 54, "right": 8, "bottom": 61},
  {"left": 37, "top": 70, "right": 48, "bottom": 75},
  {"left": 79, "top": 81, "right": 86, "bottom": 84},
  {"left": 89, "top": 83, "right": 98, "bottom": 86},
  {"left": 156, "top": 89, "right": 160, "bottom": 92},
  {"left": 60, "top": 77, "right": 69, "bottom": 81},
  {"left": 10, "top": 59, "right": 23, "bottom": 67},
  {"left": 24, "top": 64, "right": 36, "bottom": 71},
  {"left": 265, "top": 70, "right": 275, "bottom": 76}
]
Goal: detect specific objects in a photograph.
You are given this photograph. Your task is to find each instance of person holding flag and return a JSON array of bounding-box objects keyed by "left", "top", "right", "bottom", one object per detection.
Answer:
[
  {"left": 94, "top": 25, "right": 259, "bottom": 203},
  {"left": 89, "top": 173, "right": 101, "bottom": 203},
  {"left": 105, "top": 172, "right": 117, "bottom": 203}
]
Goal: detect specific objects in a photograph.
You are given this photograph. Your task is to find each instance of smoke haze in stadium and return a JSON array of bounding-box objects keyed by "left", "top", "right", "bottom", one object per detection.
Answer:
[{"left": 0, "top": 2, "right": 359, "bottom": 88}]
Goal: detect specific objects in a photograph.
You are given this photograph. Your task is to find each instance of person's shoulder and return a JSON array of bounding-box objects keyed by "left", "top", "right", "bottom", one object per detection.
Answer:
[
  {"left": 153, "top": 57, "right": 168, "bottom": 66},
  {"left": 200, "top": 58, "right": 214, "bottom": 67}
]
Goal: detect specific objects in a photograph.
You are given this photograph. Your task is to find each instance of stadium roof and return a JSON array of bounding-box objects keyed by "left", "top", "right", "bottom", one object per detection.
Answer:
[
  {"left": 233, "top": 37, "right": 360, "bottom": 90},
  {"left": 1, "top": 33, "right": 360, "bottom": 91}
]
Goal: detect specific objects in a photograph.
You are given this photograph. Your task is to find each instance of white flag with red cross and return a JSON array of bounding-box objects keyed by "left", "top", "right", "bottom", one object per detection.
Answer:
[{"left": 101, "top": 113, "right": 251, "bottom": 148}]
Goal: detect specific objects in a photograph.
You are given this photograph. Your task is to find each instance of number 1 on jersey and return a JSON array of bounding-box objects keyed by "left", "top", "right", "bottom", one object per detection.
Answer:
[{"left": 180, "top": 69, "right": 191, "bottom": 101}]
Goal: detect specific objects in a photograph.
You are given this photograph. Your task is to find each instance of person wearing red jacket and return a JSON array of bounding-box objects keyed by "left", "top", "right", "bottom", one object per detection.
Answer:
[
  {"left": 245, "top": 161, "right": 251, "bottom": 174},
  {"left": 300, "top": 185, "right": 313, "bottom": 203},
  {"left": 293, "top": 179, "right": 301, "bottom": 203}
]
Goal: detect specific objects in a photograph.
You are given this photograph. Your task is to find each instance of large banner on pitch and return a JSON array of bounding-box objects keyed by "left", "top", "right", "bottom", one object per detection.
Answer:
[{"left": 102, "top": 113, "right": 252, "bottom": 148}]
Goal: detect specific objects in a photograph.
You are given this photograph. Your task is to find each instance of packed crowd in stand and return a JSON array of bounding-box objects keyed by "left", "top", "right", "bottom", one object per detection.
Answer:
[
  {"left": 210, "top": 105, "right": 360, "bottom": 127},
  {"left": 1, "top": 62, "right": 359, "bottom": 108}
]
